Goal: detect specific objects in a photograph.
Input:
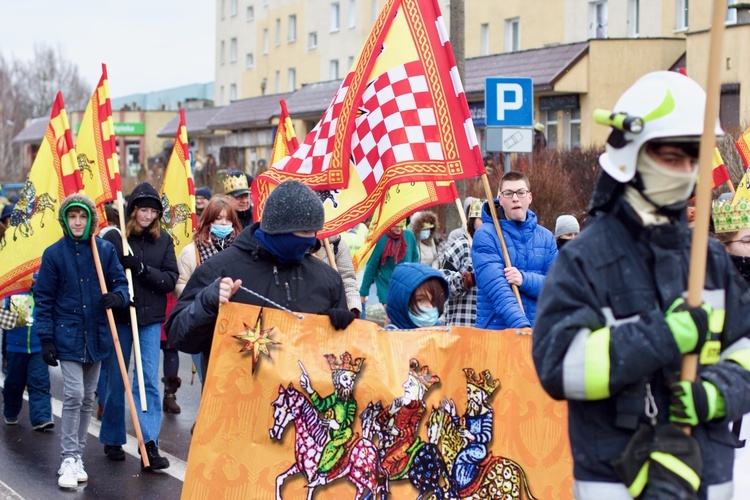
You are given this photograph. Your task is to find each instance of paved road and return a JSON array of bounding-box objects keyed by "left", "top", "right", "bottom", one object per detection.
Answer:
[{"left": 0, "top": 352, "right": 199, "bottom": 499}]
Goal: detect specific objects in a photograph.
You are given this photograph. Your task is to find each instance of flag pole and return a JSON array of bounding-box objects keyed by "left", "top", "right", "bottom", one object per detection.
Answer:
[
  {"left": 682, "top": 0, "right": 727, "bottom": 430},
  {"left": 724, "top": 177, "right": 736, "bottom": 193},
  {"left": 454, "top": 197, "right": 472, "bottom": 246},
  {"left": 90, "top": 237, "right": 149, "bottom": 466},
  {"left": 115, "top": 191, "right": 148, "bottom": 411},
  {"left": 480, "top": 173, "right": 524, "bottom": 311},
  {"left": 323, "top": 238, "right": 339, "bottom": 271}
]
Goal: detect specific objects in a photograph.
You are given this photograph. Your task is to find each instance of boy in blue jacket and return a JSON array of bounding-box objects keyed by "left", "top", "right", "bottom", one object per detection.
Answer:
[{"left": 33, "top": 193, "right": 129, "bottom": 489}]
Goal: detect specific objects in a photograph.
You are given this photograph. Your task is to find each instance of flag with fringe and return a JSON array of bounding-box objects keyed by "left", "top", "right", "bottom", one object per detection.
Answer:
[
  {"left": 0, "top": 92, "right": 83, "bottom": 299},
  {"left": 254, "top": 0, "right": 484, "bottom": 237},
  {"left": 159, "top": 109, "right": 196, "bottom": 258},
  {"left": 76, "top": 64, "right": 121, "bottom": 230}
]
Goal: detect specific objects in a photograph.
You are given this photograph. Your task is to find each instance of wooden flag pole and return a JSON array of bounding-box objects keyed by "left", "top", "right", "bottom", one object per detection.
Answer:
[
  {"left": 682, "top": 0, "right": 727, "bottom": 425},
  {"left": 323, "top": 238, "right": 339, "bottom": 271},
  {"left": 115, "top": 191, "right": 148, "bottom": 411},
  {"left": 90, "top": 237, "right": 149, "bottom": 466},
  {"left": 455, "top": 197, "right": 472, "bottom": 246},
  {"left": 480, "top": 173, "right": 524, "bottom": 312},
  {"left": 724, "top": 177, "right": 736, "bottom": 193}
]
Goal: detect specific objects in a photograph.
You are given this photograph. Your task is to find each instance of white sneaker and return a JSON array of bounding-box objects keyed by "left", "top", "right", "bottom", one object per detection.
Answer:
[
  {"left": 57, "top": 458, "right": 77, "bottom": 488},
  {"left": 75, "top": 457, "right": 88, "bottom": 482}
]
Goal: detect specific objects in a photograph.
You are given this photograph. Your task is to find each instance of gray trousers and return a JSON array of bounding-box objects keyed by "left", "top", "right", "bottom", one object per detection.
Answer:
[{"left": 59, "top": 360, "right": 100, "bottom": 460}]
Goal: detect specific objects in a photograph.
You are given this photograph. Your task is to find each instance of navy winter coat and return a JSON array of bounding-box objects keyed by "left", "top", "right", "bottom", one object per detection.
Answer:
[
  {"left": 471, "top": 201, "right": 557, "bottom": 330},
  {"left": 33, "top": 236, "right": 129, "bottom": 363}
]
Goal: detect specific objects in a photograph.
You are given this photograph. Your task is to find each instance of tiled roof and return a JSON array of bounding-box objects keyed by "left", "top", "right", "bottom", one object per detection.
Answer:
[
  {"left": 207, "top": 92, "right": 293, "bottom": 130},
  {"left": 465, "top": 42, "right": 589, "bottom": 96},
  {"left": 156, "top": 107, "right": 225, "bottom": 138},
  {"left": 12, "top": 117, "right": 48, "bottom": 144},
  {"left": 285, "top": 79, "right": 342, "bottom": 119}
]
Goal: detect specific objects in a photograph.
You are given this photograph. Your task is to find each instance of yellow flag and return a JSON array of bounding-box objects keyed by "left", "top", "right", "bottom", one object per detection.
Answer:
[
  {"left": 0, "top": 92, "right": 83, "bottom": 299},
  {"left": 159, "top": 109, "right": 196, "bottom": 257}
]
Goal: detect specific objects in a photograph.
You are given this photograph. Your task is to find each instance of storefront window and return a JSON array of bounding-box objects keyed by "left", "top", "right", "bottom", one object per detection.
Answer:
[{"left": 546, "top": 110, "right": 558, "bottom": 150}]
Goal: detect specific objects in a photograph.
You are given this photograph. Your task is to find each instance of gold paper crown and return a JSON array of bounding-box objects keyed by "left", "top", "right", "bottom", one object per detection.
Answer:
[
  {"left": 409, "top": 358, "right": 440, "bottom": 389},
  {"left": 463, "top": 368, "right": 501, "bottom": 395},
  {"left": 223, "top": 173, "right": 249, "bottom": 195},
  {"left": 468, "top": 199, "right": 484, "bottom": 219},
  {"left": 324, "top": 352, "right": 364, "bottom": 373},
  {"left": 712, "top": 197, "right": 750, "bottom": 233}
]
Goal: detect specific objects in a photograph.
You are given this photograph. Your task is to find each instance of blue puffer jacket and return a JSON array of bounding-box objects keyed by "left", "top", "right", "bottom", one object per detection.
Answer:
[
  {"left": 386, "top": 262, "right": 448, "bottom": 329},
  {"left": 471, "top": 200, "right": 557, "bottom": 329},
  {"left": 3, "top": 294, "right": 40, "bottom": 354},
  {"left": 33, "top": 236, "right": 129, "bottom": 363}
]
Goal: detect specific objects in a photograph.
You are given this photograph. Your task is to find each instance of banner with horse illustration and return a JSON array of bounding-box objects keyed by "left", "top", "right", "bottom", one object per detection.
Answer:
[{"left": 182, "top": 303, "right": 572, "bottom": 499}]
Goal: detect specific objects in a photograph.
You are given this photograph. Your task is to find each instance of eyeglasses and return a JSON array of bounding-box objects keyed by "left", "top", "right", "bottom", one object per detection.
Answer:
[
  {"left": 729, "top": 236, "right": 750, "bottom": 245},
  {"left": 499, "top": 189, "right": 530, "bottom": 199},
  {"left": 232, "top": 193, "right": 251, "bottom": 200}
]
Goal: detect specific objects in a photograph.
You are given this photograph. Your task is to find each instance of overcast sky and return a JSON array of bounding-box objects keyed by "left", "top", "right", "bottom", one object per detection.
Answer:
[{"left": 0, "top": 0, "right": 215, "bottom": 98}]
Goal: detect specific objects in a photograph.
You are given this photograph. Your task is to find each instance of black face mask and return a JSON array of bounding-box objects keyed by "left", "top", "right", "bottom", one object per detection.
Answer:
[
  {"left": 730, "top": 254, "right": 750, "bottom": 282},
  {"left": 556, "top": 238, "right": 570, "bottom": 250}
]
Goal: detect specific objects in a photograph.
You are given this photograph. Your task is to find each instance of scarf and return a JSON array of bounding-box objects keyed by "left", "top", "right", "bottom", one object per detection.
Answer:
[
  {"left": 381, "top": 231, "right": 407, "bottom": 266},
  {"left": 196, "top": 233, "right": 236, "bottom": 263}
]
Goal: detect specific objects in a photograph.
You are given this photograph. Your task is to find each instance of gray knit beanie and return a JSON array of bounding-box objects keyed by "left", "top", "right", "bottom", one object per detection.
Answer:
[
  {"left": 260, "top": 181, "right": 325, "bottom": 234},
  {"left": 554, "top": 215, "right": 580, "bottom": 238}
]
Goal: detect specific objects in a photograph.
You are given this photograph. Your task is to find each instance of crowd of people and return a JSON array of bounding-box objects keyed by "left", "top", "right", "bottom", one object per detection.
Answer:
[{"left": 1, "top": 69, "right": 749, "bottom": 498}]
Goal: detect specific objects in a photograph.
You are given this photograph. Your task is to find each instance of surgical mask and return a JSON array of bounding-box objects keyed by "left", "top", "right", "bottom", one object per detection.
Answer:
[
  {"left": 254, "top": 228, "right": 317, "bottom": 263},
  {"left": 636, "top": 148, "right": 697, "bottom": 207},
  {"left": 419, "top": 229, "right": 431, "bottom": 240},
  {"left": 210, "top": 224, "right": 233, "bottom": 239},
  {"left": 408, "top": 307, "right": 439, "bottom": 327}
]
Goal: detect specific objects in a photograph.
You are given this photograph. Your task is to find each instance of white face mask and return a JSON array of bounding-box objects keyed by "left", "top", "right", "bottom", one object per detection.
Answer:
[
  {"left": 636, "top": 147, "right": 697, "bottom": 207},
  {"left": 419, "top": 229, "right": 431, "bottom": 240}
]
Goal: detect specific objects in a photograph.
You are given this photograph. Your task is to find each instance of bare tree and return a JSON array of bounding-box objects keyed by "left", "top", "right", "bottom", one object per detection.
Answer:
[{"left": 0, "top": 45, "right": 91, "bottom": 181}]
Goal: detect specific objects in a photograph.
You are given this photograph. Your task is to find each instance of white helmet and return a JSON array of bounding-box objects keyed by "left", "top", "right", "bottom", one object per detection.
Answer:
[{"left": 597, "top": 71, "right": 723, "bottom": 183}]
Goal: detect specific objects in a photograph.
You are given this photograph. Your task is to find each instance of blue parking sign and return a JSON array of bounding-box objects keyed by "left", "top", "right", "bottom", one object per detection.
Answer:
[{"left": 485, "top": 77, "right": 533, "bottom": 127}]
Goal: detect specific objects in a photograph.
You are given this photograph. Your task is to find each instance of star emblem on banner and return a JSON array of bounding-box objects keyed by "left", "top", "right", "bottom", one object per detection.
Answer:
[{"left": 233, "top": 309, "right": 280, "bottom": 371}]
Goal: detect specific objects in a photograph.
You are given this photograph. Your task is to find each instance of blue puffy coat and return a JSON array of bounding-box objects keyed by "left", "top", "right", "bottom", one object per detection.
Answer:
[
  {"left": 33, "top": 235, "right": 129, "bottom": 363},
  {"left": 385, "top": 262, "right": 448, "bottom": 329},
  {"left": 471, "top": 200, "right": 557, "bottom": 329}
]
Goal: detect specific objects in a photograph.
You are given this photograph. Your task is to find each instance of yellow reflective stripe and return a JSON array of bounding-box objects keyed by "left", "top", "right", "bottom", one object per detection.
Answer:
[
  {"left": 727, "top": 350, "right": 750, "bottom": 372},
  {"left": 585, "top": 327, "right": 611, "bottom": 400},
  {"left": 627, "top": 462, "right": 649, "bottom": 498},
  {"left": 709, "top": 309, "right": 725, "bottom": 334},
  {"left": 650, "top": 451, "right": 700, "bottom": 491}
]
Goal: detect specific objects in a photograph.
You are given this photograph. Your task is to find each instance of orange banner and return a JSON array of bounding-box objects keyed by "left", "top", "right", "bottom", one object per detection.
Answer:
[{"left": 183, "top": 303, "right": 572, "bottom": 499}]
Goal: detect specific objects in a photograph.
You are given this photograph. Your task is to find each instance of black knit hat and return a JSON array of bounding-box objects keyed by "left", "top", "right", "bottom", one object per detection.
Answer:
[
  {"left": 127, "top": 182, "right": 163, "bottom": 217},
  {"left": 260, "top": 181, "right": 324, "bottom": 234}
]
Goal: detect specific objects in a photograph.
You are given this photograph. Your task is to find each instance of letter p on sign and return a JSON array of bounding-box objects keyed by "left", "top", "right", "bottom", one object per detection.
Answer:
[{"left": 496, "top": 83, "right": 523, "bottom": 120}]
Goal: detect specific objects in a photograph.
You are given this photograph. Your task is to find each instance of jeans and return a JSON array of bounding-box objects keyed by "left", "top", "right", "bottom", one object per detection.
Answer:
[
  {"left": 59, "top": 360, "right": 100, "bottom": 459},
  {"left": 100, "top": 322, "right": 162, "bottom": 445},
  {"left": 2, "top": 351, "right": 51, "bottom": 425},
  {"left": 191, "top": 353, "right": 204, "bottom": 386}
]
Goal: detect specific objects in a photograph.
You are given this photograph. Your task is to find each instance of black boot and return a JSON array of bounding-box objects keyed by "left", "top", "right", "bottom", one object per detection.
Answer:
[
  {"left": 162, "top": 376, "right": 182, "bottom": 414},
  {"left": 140, "top": 440, "right": 170, "bottom": 471}
]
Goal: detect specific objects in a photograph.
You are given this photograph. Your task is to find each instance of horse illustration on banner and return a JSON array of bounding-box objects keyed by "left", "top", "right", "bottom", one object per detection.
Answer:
[
  {"left": 77, "top": 153, "right": 95, "bottom": 179},
  {"left": 1, "top": 180, "right": 57, "bottom": 248},
  {"left": 160, "top": 193, "right": 192, "bottom": 245}
]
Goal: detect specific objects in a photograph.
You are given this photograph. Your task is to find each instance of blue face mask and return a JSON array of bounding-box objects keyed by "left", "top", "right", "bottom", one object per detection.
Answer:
[
  {"left": 419, "top": 229, "right": 431, "bottom": 241},
  {"left": 408, "top": 307, "right": 439, "bottom": 327},
  {"left": 210, "top": 224, "right": 233, "bottom": 239},
  {"left": 254, "top": 228, "right": 317, "bottom": 263}
]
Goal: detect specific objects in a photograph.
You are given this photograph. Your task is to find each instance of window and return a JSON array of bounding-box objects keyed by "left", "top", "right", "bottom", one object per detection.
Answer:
[
  {"left": 589, "top": 1, "right": 607, "bottom": 38},
  {"left": 274, "top": 70, "right": 280, "bottom": 93},
  {"left": 230, "top": 84, "right": 237, "bottom": 101},
  {"left": 288, "top": 68, "right": 296, "bottom": 92},
  {"left": 230, "top": 38, "right": 238, "bottom": 62},
  {"left": 246, "top": 53, "right": 254, "bottom": 68},
  {"left": 221, "top": 0, "right": 226, "bottom": 19},
  {"left": 565, "top": 108, "right": 581, "bottom": 149},
  {"left": 371, "top": 0, "right": 378, "bottom": 22},
  {"left": 627, "top": 0, "right": 639, "bottom": 37},
  {"left": 263, "top": 29, "right": 269, "bottom": 54},
  {"left": 288, "top": 15, "right": 297, "bottom": 42},
  {"left": 230, "top": 0, "right": 237, "bottom": 16},
  {"left": 504, "top": 18, "right": 519, "bottom": 52},
  {"left": 330, "top": 59, "right": 340, "bottom": 80},
  {"left": 275, "top": 18, "right": 281, "bottom": 45},
  {"left": 331, "top": 2, "right": 341, "bottom": 32},
  {"left": 220, "top": 40, "right": 226, "bottom": 64},
  {"left": 308, "top": 31, "right": 318, "bottom": 49},
  {"left": 546, "top": 110, "right": 558, "bottom": 150},
  {"left": 349, "top": 0, "right": 356, "bottom": 28},
  {"left": 246, "top": 6, "right": 254, "bottom": 21},
  {"left": 220, "top": 85, "right": 225, "bottom": 105},
  {"left": 480, "top": 23, "right": 490, "bottom": 56},
  {"left": 720, "top": 84, "right": 740, "bottom": 132},
  {"left": 348, "top": 55, "right": 355, "bottom": 70},
  {"left": 727, "top": 0, "right": 738, "bottom": 24},
  {"left": 675, "top": 0, "right": 688, "bottom": 30}
]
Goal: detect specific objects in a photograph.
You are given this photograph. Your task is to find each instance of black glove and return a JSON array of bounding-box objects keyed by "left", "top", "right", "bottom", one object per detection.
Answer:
[
  {"left": 121, "top": 255, "right": 145, "bottom": 275},
  {"left": 326, "top": 309, "right": 357, "bottom": 330},
  {"left": 99, "top": 293, "right": 124, "bottom": 310},
  {"left": 41, "top": 339, "right": 58, "bottom": 367}
]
